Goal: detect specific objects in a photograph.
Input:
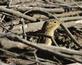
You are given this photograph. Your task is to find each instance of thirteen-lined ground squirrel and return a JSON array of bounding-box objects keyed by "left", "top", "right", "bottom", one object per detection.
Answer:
[{"left": 42, "top": 19, "right": 60, "bottom": 46}]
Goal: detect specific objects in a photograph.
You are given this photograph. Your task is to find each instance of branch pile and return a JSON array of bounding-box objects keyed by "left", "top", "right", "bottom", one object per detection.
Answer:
[{"left": 0, "top": 0, "right": 82, "bottom": 65}]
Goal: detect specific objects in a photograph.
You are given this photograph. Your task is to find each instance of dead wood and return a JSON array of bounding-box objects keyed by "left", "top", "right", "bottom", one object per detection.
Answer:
[
  {"left": 10, "top": 21, "right": 44, "bottom": 34},
  {"left": 7, "top": 58, "right": 35, "bottom": 65},
  {"left": 67, "top": 63, "right": 82, "bottom": 65},
  {"left": 0, "top": 60, "right": 11, "bottom": 65},
  {"left": 0, "top": 0, "right": 82, "bottom": 65},
  {"left": 0, "top": 33, "right": 82, "bottom": 63},
  {"left": 59, "top": 16, "right": 82, "bottom": 21},
  {"left": 13, "top": 7, "right": 64, "bottom": 13},
  {"left": 0, "top": 6, "right": 37, "bottom": 21},
  {"left": 0, "top": 48, "right": 19, "bottom": 57},
  {"left": 20, "top": 2, "right": 59, "bottom": 8},
  {"left": 60, "top": 23, "right": 81, "bottom": 48},
  {"left": 55, "top": 11, "right": 82, "bottom": 17},
  {"left": 46, "top": 46, "right": 82, "bottom": 56},
  {"left": 0, "top": 37, "right": 28, "bottom": 49},
  {"left": 62, "top": 20, "right": 82, "bottom": 28},
  {"left": 0, "top": 48, "right": 56, "bottom": 65}
]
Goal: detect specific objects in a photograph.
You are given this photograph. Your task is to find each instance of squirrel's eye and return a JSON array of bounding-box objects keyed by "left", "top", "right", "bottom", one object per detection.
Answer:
[{"left": 54, "top": 22, "right": 56, "bottom": 23}]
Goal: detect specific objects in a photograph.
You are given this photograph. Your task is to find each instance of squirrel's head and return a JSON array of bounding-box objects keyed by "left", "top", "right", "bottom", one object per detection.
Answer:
[{"left": 46, "top": 19, "right": 60, "bottom": 30}]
